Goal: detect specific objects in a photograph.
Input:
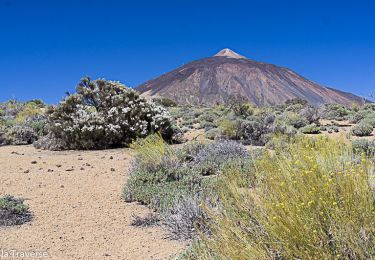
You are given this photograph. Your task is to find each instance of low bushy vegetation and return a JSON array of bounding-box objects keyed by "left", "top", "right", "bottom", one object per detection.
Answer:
[
  {"left": 0, "top": 195, "right": 32, "bottom": 226},
  {"left": 352, "top": 139, "right": 375, "bottom": 157},
  {"left": 187, "top": 137, "right": 374, "bottom": 259},
  {"left": 300, "top": 123, "right": 321, "bottom": 134},
  {"left": 35, "top": 77, "right": 174, "bottom": 150},
  {"left": 320, "top": 104, "right": 351, "bottom": 121},
  {"left": 123, "top": 134, "right": 253, "bottom": 239},
  {"left": 351, "top": 122, "right": 373, "bottom": 137},
  {"left": 0, "top": 100, "right": 47, "bottom": 146}
]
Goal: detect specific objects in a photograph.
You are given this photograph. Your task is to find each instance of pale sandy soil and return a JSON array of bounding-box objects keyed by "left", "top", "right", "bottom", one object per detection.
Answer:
[{"left": 0, "top": 145, "right": 185, "bottom": 260}]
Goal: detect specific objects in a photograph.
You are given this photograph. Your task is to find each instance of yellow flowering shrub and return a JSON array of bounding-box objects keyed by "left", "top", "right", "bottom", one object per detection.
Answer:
[{"left": 190, "top": 137, "right": 374, "bottom": 259}]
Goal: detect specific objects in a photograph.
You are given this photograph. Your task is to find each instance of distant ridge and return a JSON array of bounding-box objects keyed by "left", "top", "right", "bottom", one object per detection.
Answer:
[{"left": 136, "top": 48, "right": 363, "bottom": 106}]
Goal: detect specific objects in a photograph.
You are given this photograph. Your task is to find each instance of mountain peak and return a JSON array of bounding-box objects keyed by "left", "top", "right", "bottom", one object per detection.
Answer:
[
  {"left": 214, "top": 48, "right": 246, "bottom": 59},
  {"left": 137, "top": 50, "right": 362, "bottom": 106}
]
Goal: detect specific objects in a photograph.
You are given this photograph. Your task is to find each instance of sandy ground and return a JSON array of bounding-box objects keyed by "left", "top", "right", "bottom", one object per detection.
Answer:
[{"left": 0, "top": 145, "right": 185, "bottom": 260}]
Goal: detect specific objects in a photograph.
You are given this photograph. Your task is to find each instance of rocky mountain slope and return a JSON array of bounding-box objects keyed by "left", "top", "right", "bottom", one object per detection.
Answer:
[{"left": 136, "top": 49, "right": 362, "bottom": 106}]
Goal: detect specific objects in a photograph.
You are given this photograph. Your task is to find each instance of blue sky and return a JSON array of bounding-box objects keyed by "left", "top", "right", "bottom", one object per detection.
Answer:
[{"left": 0, "top": 0, "right": 374, "bottom": 103}]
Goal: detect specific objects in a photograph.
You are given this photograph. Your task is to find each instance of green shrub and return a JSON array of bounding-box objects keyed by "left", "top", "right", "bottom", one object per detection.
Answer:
[
  {"left": 351, "top": 122, "right": 373, "bottom": 137},
  {"left": 0, "top": 195, "right": 32, "bottom": 226},
  {"left": 226, "top": 94, "right": 255, "bottom": 118},
  {"left": 37, "top": 77, "right": 172, "bottom": 150},
  {"left": 236, "top": 113, "right": 275, "bottom": 146},
  {"left": 363, "top": 103, "right": 375, "bottom": 111},
  {"left": 327, "top": 125, "right": 339, "bottom": 133},
  {"left": 153, "top": 97, "right": 178, "bottom": 107},
  {"left": 4, "top": 124, "right": 38, "bottom": 145},
  {"left": 286, "top": 113, "right": 309, "bottom": 129},
  {"left": 300, "top": 123, "right": 321, "bottom": 134},
  {"left": 205, "top": 128, "right": 220, "bottom": 140},
  {"left": 362, "top": 113, "right": 375, "bottom": 127},
  {"left": 321, "top": 104, "right": 351, "bottom": 121},
  {"left": 271, "top": 119, "right": 298, "bottom": 137},
  {"left": 218, "top": 118, "right": 237, "bottom": 139},
  {"left": 284, "top": 98, "right": 308, "bottom": 107},
  {"left": 200, "top": 121, "right": 217, "bottom": 131},
  {"left": 192, "top": 137, "right": 374, "bottom": 259},
  {"left": 198, "top": 113, "right": 218, "bottom": 123},
  {"left": 349, "top": 110, "right": 371, "bottom": 124},
  {"left": 123, "top": 135, "right": 201, "bottom": 212},
  {"left": 352, "top": 139, "right": 375, "bottom": 157},
  {"left": 299, "top": 106, "right": 320, "bottom": 124}
]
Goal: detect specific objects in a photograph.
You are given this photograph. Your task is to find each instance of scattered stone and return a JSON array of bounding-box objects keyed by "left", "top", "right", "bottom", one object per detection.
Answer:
[
  {"left": 24, "top": 170, "right": 30, "bottom": 173},
  {"left": 109, "top": 156, "right": 114, "bottom": 160},
  {"left": 56, "top": 164, "right": 62, "bottom": 168},
  {"left": 110, "top": 168, "right": 116, "bottom": 172},
  {"left": 31, "top": 161, "right": 37, "bottom": 164},
  {"left": 80, "top": 167, "right": 85, "bottom": 171},
  {"left": 85, "top": 163, "right": 91, "bottom": 166},
  {"left": 65, "top": 168, "right": 74, "bottom": 172},
  {"left": 48, "top": 169, "right": 54, "bottom": 173},
  {"left": 78, "top": 157, "right": 83, "bottom": 161},
  {"left": 60, "top": 185, "right": 64, "bottom": 188},
  {"left": 11, "top": 151, "right": 23, "bottom": 155}
]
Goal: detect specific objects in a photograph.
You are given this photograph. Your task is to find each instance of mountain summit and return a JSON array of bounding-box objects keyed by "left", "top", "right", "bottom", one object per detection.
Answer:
[
  {"left": 136, "top": 49, "right": 362, "bottom": 106},
  {"left": 214, "top": 48, "right": 246, "bottom": 59}
]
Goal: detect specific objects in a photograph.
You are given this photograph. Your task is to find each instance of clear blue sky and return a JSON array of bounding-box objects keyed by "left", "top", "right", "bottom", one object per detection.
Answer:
[{"left": 1, "top": 0, "right": 374, "bottom": 103}]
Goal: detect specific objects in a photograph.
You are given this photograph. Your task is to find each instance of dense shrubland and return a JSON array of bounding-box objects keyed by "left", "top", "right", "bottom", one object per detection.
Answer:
[
  {"left": 123, "top": 134, "right": 255, "bottom": 239},
  {"left": 1, "top": 92, "right": 374, "bottom": 148},
  {"left": 0, "top": 195, "right": 32, "bottom": 226},
  {"left": 183, "top": 137, "right": 375, "bottom": 259},
  {"left": 168, "top": 98, "right": 375, "bottom": 144}
]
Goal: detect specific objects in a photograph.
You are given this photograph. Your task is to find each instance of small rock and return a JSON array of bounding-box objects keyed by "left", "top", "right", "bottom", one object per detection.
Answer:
[
  {"left": 110, "top": 168, "right": 115, "bottom": 172},
  {"left": 24, "top": 170, "right": 30, "bottom": 173},
  {"left": 80, "top": 167, "right": 85, "bottom": 171},
  {"left": 85, "top": 163, "right": 91, "bottom": 166},
  {"left": 66, "top": 168, "right": 74, "bottom": 172},
  {"left": 56, "top": 164, "right": 62, "bottom": 168},
  {"left": 78, "top": 157, "right": 83, "bottom": 161},
  {"left": 48, "top": 169, "right": 54, "bottom": 172},
  {"left": 109, "top": 156, "right": 114, "bottom": 160},
  {"left": 31, "top": 161, "right": 37, "bottom": 164},
  {"left": 60, "top": 185, "right": 64, "bottom": 188}
]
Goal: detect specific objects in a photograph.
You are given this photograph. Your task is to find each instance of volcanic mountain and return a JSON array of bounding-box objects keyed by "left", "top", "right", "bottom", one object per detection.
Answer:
[{"left": 136, "top": 48, "right": 362, "bottom": 106}]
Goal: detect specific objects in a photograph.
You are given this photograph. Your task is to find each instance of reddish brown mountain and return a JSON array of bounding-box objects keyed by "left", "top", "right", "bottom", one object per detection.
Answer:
[{"left": 136, "top": 49, "right": 362, "bottom": 106}]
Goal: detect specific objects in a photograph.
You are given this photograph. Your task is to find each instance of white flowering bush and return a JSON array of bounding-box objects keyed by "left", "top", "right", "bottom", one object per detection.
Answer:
[{"left": 37, "top": 77, "right": 172, "bottom": 150}]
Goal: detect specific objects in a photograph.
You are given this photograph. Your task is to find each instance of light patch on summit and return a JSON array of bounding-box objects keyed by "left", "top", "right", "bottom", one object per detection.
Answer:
[{"left": 214, "top": 48, "right": 246, "bottom": 59}]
